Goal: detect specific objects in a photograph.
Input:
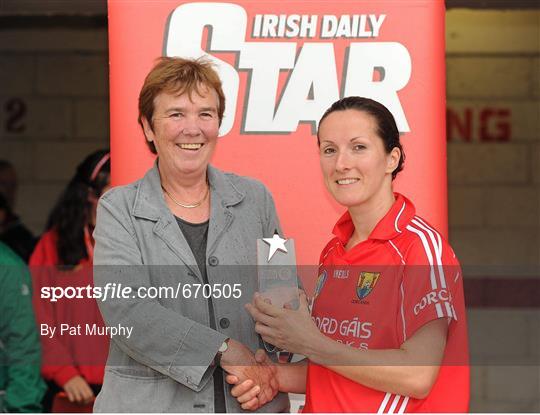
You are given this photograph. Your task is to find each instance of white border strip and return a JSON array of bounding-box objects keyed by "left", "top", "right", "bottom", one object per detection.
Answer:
[
  {"left": 435, "top": 302, "right": 444, "bottom": 318},
  {"left": 398, "top": 396, "right": 410, "bottom": 414},
  {"left": 394, "top": 202, "right": 406, "bottom": 233},
  {"left": 400, "top": 282, "right": 407, "bottom": 341},
  {"left": 377, "top": 393, "right": 392, "bottom": 414},
  {"left": 389, "top": 240, "right": 406, "bottom": 265},
  {"left": 388, "top": 394, "right": 402, "bottom": 414}
]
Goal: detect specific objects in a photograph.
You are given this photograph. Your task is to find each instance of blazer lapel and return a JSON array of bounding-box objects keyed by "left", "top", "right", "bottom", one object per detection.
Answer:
[
  {"left": 152, "top": 217, "right": 202, "bottom": 281},
  {"left": 207, "top": 193, "right": 234, "bottom": 257},
  {"left": 131, "top": 163, "right": 202, "bottom": 281},
  {"left": 206, "top": 166, "right": 244, "bottom": 256}
]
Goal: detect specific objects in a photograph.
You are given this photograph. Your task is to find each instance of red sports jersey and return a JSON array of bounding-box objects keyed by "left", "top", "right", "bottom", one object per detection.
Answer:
[{"left": 303, "top": 193, "right": 469, "bottom": 413}]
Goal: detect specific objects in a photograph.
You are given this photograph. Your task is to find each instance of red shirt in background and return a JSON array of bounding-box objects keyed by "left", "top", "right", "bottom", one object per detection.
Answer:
[{"left": 30, "top": 229, "right": 108, "bottom": 387}]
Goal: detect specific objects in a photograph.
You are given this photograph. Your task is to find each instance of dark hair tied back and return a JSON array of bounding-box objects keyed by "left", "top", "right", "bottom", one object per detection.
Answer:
[
  {"left": 318, "top": 96, "right": 405, "bottom": 180},
  {"left": 46, "top": 149, "right": 110, "bottom": 267}
]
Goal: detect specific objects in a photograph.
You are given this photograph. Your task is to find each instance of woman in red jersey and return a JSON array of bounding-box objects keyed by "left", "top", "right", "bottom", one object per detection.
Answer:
[
  {"left": 30, "top": 150, "right": 111, "bottom": 410},
  {"left": 227, "top": 97, "right": 469, "bottom": 413}
]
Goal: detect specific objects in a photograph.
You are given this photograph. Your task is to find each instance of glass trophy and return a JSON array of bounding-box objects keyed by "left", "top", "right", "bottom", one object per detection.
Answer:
[
  {"left": 257, "top": 233, "right": 299, "bottom": 357},
  {"left": 256, "top": 234, "right": 299, "bottom": 310}
]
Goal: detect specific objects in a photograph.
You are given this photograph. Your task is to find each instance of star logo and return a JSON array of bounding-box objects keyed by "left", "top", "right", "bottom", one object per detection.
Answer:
[{"left": 262, "top": 234, "right": 288, "bottom": 261}]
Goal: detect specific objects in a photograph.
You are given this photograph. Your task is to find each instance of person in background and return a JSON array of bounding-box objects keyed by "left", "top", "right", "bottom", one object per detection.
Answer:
[
  {"left": 30, "top": 150, "right": 111, "bottom": 410},
  {"left": 0, "top": 241, "right": 45, "bottom": 412},
  {"left": 229, "top": 97, "right": 469, "bottom": 413},
  {"left": 0, "top": 161, "right": 36, "bottom": 263}
]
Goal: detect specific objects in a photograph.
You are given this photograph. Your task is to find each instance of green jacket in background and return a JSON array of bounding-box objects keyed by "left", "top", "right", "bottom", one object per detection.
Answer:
[{"left": 0, "top": 242, "right": 45, "bottom": 412}]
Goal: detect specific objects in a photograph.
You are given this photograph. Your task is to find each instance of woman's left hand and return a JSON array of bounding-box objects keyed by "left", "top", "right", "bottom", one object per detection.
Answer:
[{"left": 245, "top": 290, "right": 322, "bottom": 355}]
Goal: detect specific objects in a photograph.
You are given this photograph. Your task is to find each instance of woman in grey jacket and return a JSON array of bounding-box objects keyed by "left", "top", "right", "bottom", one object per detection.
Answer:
[{"left": 92, "top": 57, "right": 287, "bottom": 413}]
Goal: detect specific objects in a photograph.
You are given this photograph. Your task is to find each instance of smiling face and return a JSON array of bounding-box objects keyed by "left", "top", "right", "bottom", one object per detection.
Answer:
[
  {"left": 141, "top": 85, "right": 220, "bottom": 182},
  {"left": 318, "top": 109, "right": 400, "bottom": 210}
]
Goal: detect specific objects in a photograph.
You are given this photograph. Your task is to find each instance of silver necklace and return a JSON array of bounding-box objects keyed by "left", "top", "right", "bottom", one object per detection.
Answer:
[{"left": 162, "top": 184, "right": 209, "bottom": 209}]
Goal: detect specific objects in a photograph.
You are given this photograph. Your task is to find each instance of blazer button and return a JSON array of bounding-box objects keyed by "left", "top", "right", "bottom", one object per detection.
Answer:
[
  {"left": 219, "top": 318, "right": 230, "bottom": 329},
  {"left": 208, "top": 256, "right": 219, "bottom": 266}
]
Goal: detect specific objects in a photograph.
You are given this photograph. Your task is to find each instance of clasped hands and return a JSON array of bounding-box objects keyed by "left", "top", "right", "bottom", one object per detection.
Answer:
[
  {"left": 224, "top": 290, "right": 317, "bottom": 410},
  {"left": 220, "top": 338, "right": 278, "bottom": 409}
]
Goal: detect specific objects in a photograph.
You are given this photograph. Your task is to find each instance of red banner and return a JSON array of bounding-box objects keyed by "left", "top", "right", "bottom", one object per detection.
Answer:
[{"left": 108, "top": 0, "right": 447, "bottom": 268}]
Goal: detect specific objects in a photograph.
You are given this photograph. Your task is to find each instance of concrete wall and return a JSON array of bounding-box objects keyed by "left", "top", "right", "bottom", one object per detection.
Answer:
[
  {"left": 447, "top": 9, "right": 539, "bottom": 268},
  {"left": 0, "top": 24, "right": 109, "bottom": 232},
  {"left": 447, "top": 9, "right": 540, "bottom": 413}
]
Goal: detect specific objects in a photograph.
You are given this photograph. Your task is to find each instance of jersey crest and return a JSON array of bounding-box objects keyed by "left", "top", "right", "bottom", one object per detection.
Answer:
[{"left": 356, "top": 272, "right": 380, "bottom": 300}]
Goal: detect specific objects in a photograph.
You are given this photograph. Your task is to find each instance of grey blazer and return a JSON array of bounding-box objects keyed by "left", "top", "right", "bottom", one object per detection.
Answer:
[{"left": 92, "top": 164, "right": 290, "bottom": 413}]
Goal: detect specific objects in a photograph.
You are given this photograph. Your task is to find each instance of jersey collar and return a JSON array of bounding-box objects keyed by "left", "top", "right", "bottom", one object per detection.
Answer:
[{"left": 332, "top": 193, "right": 416, "bottom": 244}]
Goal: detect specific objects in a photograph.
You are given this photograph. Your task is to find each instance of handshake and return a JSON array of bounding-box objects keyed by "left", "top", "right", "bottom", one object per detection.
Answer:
[
  {"left": 219, "top": 290, "right": 314, "bottom": 410},
  {"left": 221, "top": 343, "right": 281, "bottom": 411}
]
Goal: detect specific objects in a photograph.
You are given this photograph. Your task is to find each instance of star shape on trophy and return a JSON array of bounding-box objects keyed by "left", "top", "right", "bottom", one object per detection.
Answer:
[{"left": 262, "top": 234, "right": 288, "bottom": 262}]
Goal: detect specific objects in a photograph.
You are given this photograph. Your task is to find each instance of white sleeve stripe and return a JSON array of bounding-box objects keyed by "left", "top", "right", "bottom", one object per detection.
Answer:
[
  {"left": 452, "top": 304, "right": 458, "bottom": 320},
  {"left": 388, "top": 394, "right": 402, "bottom": 414},
  {"left": 406, "top": 225, "right": 437, "bottom": 290},
  {"left": 414, "top": 216, "right": 441, "bottom": 254},
  {"left": 389, "top": 240, "right": 406, "bottom": 265},
  {"left": 394, "top": 202, "right": 406, "bottom": 233},
  {"left": 400, "top": 282, "right": 407, "bottom": 341},
  {"left": 436, "top": 230, "right": 443, "bottom": 261},
  {"left": 413, "top": 216, "right": 442, "bottom": 261},
  {"left": 445, "top": 301, "right": 453, "bottom": 318},
  {"left": 398, "top": 396, "right": 410, "bottom": 414},
  {"left": 377, "top": 393, "right": 392, "bottom": 414},
  {"left": 436, "top": 302, "right": 444, "bottom": 318},
  {"left": 413, "top": 217, "right": 446, "bottom": 290},
  {"left": 411, "top": 219, "right": 447, "bottom": 290}
]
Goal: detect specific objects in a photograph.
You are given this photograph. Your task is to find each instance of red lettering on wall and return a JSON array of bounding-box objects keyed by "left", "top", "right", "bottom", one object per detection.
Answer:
[
  {"left": 447, "top": 107, "right": 472, "bottom": 142},
  {"left": 447, "top": 107, "right": 511, "bottom": 143},
  {"left": 479, "top": 108, "right": 511, "bottom": 142}
]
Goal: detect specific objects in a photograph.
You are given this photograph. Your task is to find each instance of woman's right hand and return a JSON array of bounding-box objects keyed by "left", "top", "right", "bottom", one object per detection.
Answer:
[
  {"left": 63, "top": 375, "right": 94, "bottom": 404},
  {"left": 225, "top": 349, "right": 276, "bottom": 411}
]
